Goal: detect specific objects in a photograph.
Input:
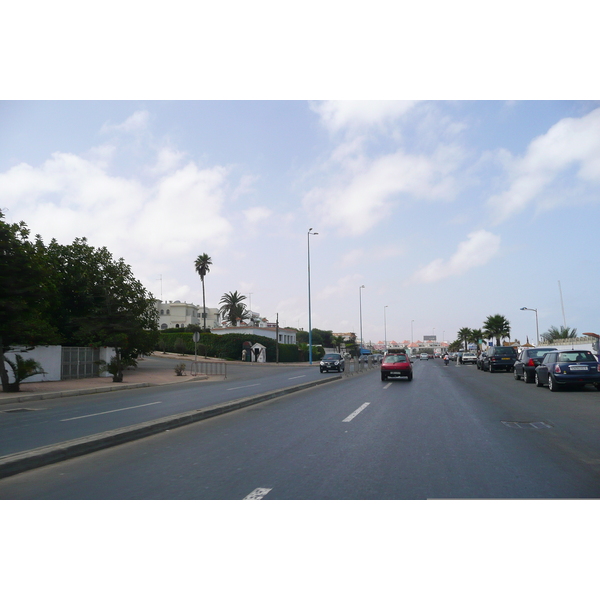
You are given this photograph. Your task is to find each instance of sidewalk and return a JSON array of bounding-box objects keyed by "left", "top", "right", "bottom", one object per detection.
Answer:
[{"left": 0, "top": 354, "right": 211, "bottom": 408}]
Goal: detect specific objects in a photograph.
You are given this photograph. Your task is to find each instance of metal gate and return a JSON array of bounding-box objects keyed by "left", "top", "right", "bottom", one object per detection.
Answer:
[{"left": 61, "top": 347, "right": 101, "bottom": 380}]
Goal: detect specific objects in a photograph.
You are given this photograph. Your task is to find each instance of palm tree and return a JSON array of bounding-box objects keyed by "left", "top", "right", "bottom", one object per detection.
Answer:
[
  {"left": 457, "top": 327, "right": 472, "bottom": 351},
  {"left": 540, "top": 325, "right": 578, "bottom": 343},
  {"left": 219, "top": 291, "right": 248, "bottom": 326},
  {"left": 470, "top": 328, "right": 484, "bottom": 352},
  {"left": 483, "top": 314, "right": 511, "bottom": 346},
  {"left": 194, "top": 253, "right": 212, "bottom": 330},
  {"left": 332, "top": 335, "right": 344, "bottom": 352}
]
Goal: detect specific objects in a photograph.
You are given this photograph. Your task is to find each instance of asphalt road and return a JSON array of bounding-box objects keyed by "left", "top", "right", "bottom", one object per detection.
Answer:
[
  {"left": 1, "top": 359, "right": 600, "bottom": 499},
  {"left": 0, "top": 362, "right": 331, "bottom": 456}
]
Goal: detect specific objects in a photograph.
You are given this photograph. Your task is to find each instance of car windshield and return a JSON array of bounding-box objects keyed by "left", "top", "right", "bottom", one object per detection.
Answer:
[
  {"left": 384, "top": 355, "right": 407, "bottom": 363},
  {"left": 557, "top": 351, "right": 595, "bottom": 362},
  {"left": 495, "top": 347, "right": 516, "bottom": 355},
  {"left": 323, "top": 354, "right": 341, "bottom": 360},
  {"left": 530, "top": 349, "right": 553, "bottom": 358}
]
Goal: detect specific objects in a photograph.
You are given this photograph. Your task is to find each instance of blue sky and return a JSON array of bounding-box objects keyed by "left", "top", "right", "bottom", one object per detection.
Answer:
[{"left": 2, "top": 99, "right": 600, "bottom": 346}]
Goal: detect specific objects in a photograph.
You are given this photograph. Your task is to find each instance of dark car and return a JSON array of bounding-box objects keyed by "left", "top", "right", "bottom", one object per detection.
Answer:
[
  {"left": 476, "top": 352, "right": 486, "bottom": 370},
  {"left": 514, "top": 347, "right": 557, "bottom": 383},
  {"left": 481, "top": 346, "right": 518, "bottom": 372},
  {"left": 320, "top": 353, "right": 345, "bottom": 373},
  {"left": 535, "top": 350, "right": 600, "bottom": 391},
  {"left": 381, "top": 353, "right": 413, "bottom": 381}
]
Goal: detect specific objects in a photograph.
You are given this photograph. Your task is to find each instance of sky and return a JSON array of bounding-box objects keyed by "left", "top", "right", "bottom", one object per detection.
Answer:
[{"left": 2, "top": 99, "right": 600, "bottom": 346}]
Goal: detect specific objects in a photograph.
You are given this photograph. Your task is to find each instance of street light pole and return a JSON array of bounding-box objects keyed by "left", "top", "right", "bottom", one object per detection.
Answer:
[
  {"left": 520, "top": 307, "right": 539, "bottom": 345},
  {"left": 359, "top": 285, "right": 365, "bottom": 354},
  {"left": 384, "top": 305, "right": 388, "bottom": 352},
  {"left": 307, "top": 228, "right": 318, "bottom": 364}
]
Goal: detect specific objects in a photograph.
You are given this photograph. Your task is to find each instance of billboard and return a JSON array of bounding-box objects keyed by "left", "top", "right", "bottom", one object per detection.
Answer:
[{"left": 423, "top": 335, "right": 437, "bottom": 342}]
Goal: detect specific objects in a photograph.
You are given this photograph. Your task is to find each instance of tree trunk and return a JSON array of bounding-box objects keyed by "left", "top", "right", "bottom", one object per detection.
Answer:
[
  {"left": 0, "top": 337, "right": 15, "bottom": 392},
  {"left": 202, "top": 278, "right": 207, "bottom": 330}
]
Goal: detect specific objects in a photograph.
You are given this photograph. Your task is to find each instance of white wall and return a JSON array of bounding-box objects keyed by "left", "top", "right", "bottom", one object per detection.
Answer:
[{"left": 4, "top": 346, "right": 62, "bottom": 382}]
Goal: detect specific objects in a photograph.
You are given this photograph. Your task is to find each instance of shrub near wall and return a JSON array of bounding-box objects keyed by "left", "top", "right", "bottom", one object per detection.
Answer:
[{"left": 156, "top": 332, "right": 300, "bottom": 362}]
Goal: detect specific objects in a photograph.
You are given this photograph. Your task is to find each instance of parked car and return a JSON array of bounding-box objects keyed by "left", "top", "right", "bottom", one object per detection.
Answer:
[
  {"left": 381, "top": 353, "right": 413, "bottom": 381},
  {"left": 476, "top": 352, "right": 486, "bottom": 370},
  {"left": 535, "top": 350, "right": 600, "bottom": 391},
  {"left": 514, "top": 347, "right": 557, "bottom": 383},
  {"left": 461, "top": 352, "right": 477, "bottom": 365},
  {"left": 419, "top": 353, "right": 430, "bottom": 360},
  {"left": 481, "top": 346, "right": 518, "bottom": 372},
  {"left": 320, "top": 353, "right": 345, "bottom": 373}
]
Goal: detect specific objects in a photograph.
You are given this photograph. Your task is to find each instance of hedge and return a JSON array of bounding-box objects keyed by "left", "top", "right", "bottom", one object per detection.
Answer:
[{"left": 156, "top": 331, "right": 301, "bottom": 362}]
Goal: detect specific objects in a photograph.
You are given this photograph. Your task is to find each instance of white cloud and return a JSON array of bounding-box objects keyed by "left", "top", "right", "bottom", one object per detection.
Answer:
[
  {"left": 489, "top": 107, "right": 600, "bottom": 223},
  {"left": 243, "top": 206, "right": 272, "bottom": 224},
  {"left": 100, "top": 110, "right": 150, "bottom": 134},
  {"left": 310, "top": 101, "right": 418, "bottom": 133},
  {"left": 303, "top": 147, "right": 462, "bottom": 235},
  {"left": 411, "top": 230, "right": 501, "bottom": 283}
]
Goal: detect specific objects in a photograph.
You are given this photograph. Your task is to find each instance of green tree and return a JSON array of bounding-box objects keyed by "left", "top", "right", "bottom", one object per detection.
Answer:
[
  {"left": 44, "top": 237, "right": 159, "bottom": 382},
  {"left": 194, "top": 253, "right": 212, "bottom": 330},
  {"left": 483, "top": 314, "right": 511, "bottom": 346},
  {"left": 219, "top": 291, "right": 249, "bottom": 326},
  {"left": 540, "top": 325, "right": 578, "bottom": 343},
  {"left": 457, "top": 327, "right": 473, "bottom": 351},
  {"left": 0, "top": 211, "right": 60, "bottom": 392}
]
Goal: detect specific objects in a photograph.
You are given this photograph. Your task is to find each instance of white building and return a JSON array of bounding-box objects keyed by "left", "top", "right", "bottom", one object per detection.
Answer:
[
  {"left": 155, "top": 300, "right": 221, "bottom": 330},
  {"left": 212, "top": 324, "right": 297, "bottom": 345}
]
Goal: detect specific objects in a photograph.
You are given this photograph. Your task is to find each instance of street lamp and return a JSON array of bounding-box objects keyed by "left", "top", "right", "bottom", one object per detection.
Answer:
[
  {"left": 520, "top": 307, "right": 539, "bottom": 345},
  {"left": 359, "top": 285, "right": 365, "bottom": 354},
  {"left": 384, "top": 305, "right": 388, "bottom": 352},
  {"left": 307, "top": 228, "right": 318, "bottom": 364}
]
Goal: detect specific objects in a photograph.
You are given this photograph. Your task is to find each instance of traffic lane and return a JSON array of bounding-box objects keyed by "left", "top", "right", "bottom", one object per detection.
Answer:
[
  {"left": 0, "top": 364, "right": 329, "bottom": 457},
  {"left": 443, "top": 358, "right": 600, "bottom": 464},
  {"left": 0, "top": 372, "right": 380, "bottom": 499},
  {"left": 2, "top": 364, "right": 599, "bottom": 499}
]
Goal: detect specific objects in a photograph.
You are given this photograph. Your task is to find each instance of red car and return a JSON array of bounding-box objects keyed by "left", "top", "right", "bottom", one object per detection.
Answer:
[{"left": 381, "top": 353, "right": 413, "bottom": 381}]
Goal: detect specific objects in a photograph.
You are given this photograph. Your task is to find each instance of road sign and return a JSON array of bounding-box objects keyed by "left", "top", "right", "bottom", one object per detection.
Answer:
[{"left": 193, "top": 332, "right": 200, "bottom": 343}]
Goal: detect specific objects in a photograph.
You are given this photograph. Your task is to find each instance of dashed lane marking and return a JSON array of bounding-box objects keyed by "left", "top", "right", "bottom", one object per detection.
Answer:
[
  {"left": 60, "top": 402, "right": 162, "bottom": 422},
  {"left": 226, "top": 384, "right": 261, "bottom": 391},
  {"left": 383, "top": 383, "right": 392, "bottom": 389},
  {"left": 243, "top": 487, "right": 272, "bottom": 500},
  {"left": 342, "top": 402, "right": 370, "bottom": 422}
]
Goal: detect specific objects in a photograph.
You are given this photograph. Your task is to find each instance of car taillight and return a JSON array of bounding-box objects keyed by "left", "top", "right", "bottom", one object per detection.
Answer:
[
  {"left": 527, "top": 359, "right": 535, "bottom": 367},
  {"left": 554, "top": 365, "right": 561, "bottom": 373}
]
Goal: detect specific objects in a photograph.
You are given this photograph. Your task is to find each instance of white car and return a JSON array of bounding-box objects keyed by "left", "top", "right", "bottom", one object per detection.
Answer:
[
  {"left": 420, "top": 353, "right": 430, "bottom": 360},
  {"left": 461, "top": 352, "right": 477, "bottom": 364}
]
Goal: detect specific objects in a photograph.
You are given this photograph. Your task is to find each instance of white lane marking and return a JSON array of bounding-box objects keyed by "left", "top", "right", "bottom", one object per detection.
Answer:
[
  {"left": 288, "top": 375, "right": 306, "bottom": 380},
  {"left": 243, "top": 487, "right": 272, "bottom": 500},
  {"left": 342, "top": 402, "right": 370, "bottom": 422},
  {"left": 383, "top": 382, "right": 392, "bottom": 389},
  {"left": 226, "top": 384, "right": 261, "bottom": 391},
  {"left": 60, "top": 402, "right": 162, "bottom": 422}
]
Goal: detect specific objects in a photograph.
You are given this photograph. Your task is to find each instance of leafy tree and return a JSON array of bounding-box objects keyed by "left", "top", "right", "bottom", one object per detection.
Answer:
[
  {"left": 0, "top": 211, "right": 60, "bottom": 392},
  {"left": 483, "top": 314, "right": 511, "bottom": 346},
  {"left": 540, "top": 325, "right": 578, "bottom": 343},
  {"left": 219, "top": 291, "right": 249, "bottom": 326},
  {"left": 194, "top": 253, "right": 212, "bottom": 330},
  {"left": 457, "top": 327, "right": 473, "bottom": 350}
]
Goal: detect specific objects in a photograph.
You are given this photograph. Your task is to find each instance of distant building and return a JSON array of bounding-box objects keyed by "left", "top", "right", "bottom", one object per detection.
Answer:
[
  {"left": 155, "top": 300, "right": 221, "bottom": 330},
  {"left": 212, "top": 324, "right": 297, "bottom": 345}
]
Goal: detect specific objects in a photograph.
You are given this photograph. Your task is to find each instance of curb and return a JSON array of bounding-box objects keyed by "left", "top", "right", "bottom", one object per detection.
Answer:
[{"left": 0, "top": 374, "right": 342, "bottom": 479}]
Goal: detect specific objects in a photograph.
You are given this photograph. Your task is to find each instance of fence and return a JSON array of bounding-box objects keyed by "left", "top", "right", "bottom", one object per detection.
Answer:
[
  {"left": 344, "top": 355, "right": 380, "bottom": 376},
  {"left": 61, "top": 347, "right": 101, "bottom": 380},
  {"left": 189, "top": 360, "right": 227, "bottom": 378}
]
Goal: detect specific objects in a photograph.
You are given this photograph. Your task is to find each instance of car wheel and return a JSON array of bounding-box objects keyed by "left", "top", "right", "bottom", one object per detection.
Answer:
[
  {"left": 548, "top": 374, "right": 560, "bottom": 392},
  {"left": 320, "top": 368, "right": 324, "bottom": 373},
  {"left": 489, "top": 366, "right": 494, "bottom": 373},
  {"left": 407, "top": 373, "right": 413, "bottom": 381},
  {"left": 595, "top": 383, "right": 600, "bottom": 391},
  {"left": 381, "top": 373, "right": 387, "bottom": 381},
  {"left": 514, "top": 369, "right": 521, "bottom": 380},
  {"left": 523, "top": 371, "right": 531, "bottom": 383},
  {"left": 535, "top": 372, "right": 543, "bottom": 387}
]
